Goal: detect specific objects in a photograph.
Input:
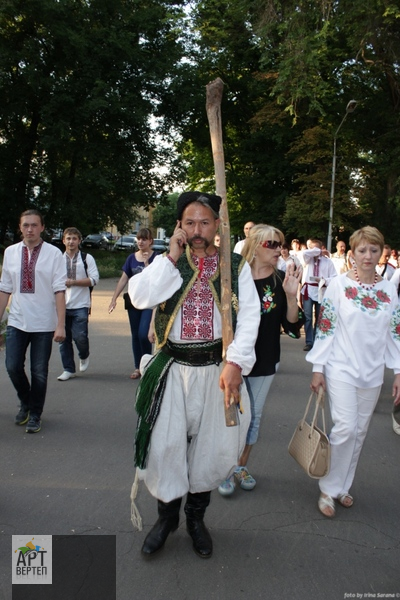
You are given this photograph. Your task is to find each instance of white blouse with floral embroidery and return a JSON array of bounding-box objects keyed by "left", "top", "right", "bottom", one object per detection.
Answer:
[{"left": 306, "top": 272, "right": 400, "bottom": 388}]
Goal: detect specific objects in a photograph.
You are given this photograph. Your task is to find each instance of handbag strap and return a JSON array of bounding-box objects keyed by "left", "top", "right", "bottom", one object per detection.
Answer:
[{"left": 301, "top": 387, "right": 326, "bottom": 434}]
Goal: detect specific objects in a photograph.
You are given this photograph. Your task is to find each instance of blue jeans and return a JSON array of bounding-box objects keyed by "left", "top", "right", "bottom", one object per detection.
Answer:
[
  {"left": 59, "top": 307, "right": 89, "bottom": 373},
  {"left": 127, "top": 307, "right": 152, "bottom": 369},
  {"left": 302, "top": 297, "right": 320, "bottom": 346},
  {"left": 245, "top": 369, "right": 277, "bottom": 446},
  {"left": 6, "top": 326, "right": 54, "bottom": 417}
]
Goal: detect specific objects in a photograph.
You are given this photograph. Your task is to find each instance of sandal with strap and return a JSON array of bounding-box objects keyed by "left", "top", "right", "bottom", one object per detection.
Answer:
[
  {"left": 318, "top": 493, "right": 336, "bottom": 518},
  {"left": 337, "top": 493, "right": 354, "bottom": 508},
  {"left": 130, "top": 369, "right": 141, "bottom": 380}
]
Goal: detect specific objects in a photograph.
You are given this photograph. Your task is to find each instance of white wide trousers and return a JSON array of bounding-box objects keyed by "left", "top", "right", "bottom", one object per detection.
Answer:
[{"left": 319, "top": 377, "right": 381, "bottom": 498}]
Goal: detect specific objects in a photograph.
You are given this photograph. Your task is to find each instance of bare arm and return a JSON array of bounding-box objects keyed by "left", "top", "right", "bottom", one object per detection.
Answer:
[
  {"left": 66, "top": 277, "right": 92, "bottom": 288},
  {"left": 0, "top": 291, "right": 11, "bottom": 322},
  {"left": 310, "top": 372, "right": 326, "bottom": 393},
  {"left": 393, "top": 373, "right": 400, "bottom": 405},
  {"left": 54, "top": 291, "right": 66, "bottom": 342},
  {"left": 108, "top": 272, "right": 129, "bottom": 313},
  {"left": 283, "top": 262, "right": 302, "bottom": 323}
]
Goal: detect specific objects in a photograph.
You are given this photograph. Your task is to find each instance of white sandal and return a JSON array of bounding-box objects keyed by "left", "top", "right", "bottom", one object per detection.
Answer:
[
  {"left": 337, "top": 493, "right": 354, "bottom": 508},
  {"left": 318, "top": 494, "right": 335, "bottom": 518}
]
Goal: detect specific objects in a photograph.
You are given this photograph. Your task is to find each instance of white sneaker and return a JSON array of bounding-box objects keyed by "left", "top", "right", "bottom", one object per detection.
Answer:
[
  {"left": 79, "top": 357, "right": 90, "bottom": 372},
  {"left": 392, "top": 413, "right": 400, "bottom": 435},
  {"left": 57, "top": 371, "right": 76, "bottom": 381}
]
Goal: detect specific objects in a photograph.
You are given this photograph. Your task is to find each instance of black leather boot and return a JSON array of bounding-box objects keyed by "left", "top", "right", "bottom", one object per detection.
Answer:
[
  {"left": 141, "top": 498, "right": 182, "bottom": 556},
  {"left": 184, "top": 491, "right": 213, "bottom": 558}
]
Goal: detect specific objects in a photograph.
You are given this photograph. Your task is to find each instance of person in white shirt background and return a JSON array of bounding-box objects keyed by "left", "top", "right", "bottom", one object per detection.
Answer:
[
  {"left": 376, "top": 244, "right": 395, "bottom": 280},
  {"left": 57, "top": 227, "right": 99, "bottom": 381},
  {"left": 300, "top": 239, "right": 337, "bottom": 351},
  {"left": 233, "top": 221, "right": 255, "bottom": 254},
  {"left": 330, "top": 240, "right": 349, "bottom": 275}
]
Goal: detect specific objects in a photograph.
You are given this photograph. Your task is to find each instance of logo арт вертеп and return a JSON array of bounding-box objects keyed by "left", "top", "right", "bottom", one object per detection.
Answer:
[{"left": 12, "top": 536, "right": 52, "bottom": 585}]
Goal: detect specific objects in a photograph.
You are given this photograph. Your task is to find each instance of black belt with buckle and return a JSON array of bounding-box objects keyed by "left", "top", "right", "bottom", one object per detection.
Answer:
[{"left": 162, "top": 340, "right": 223, "bottom": 366}]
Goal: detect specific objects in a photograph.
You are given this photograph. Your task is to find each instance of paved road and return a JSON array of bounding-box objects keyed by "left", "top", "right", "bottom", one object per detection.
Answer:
[{"left": 1, "top": 277, "right": 399, "bottom": 599}]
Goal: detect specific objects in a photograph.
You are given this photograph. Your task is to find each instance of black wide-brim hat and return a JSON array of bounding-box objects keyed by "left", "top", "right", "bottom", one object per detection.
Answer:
[{"left": 177, "top": 191, "right": 222, "bottom": 220}]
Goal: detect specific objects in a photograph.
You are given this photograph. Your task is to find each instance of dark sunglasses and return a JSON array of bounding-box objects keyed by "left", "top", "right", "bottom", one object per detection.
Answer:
[{"left": 260, "top": 240, "right": 282, "bottom": 249}]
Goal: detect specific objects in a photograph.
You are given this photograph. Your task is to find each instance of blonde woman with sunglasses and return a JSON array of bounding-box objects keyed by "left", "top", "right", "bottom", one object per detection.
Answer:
[{"left": 218, "top": 224, "right": 304, "bottom": 496}]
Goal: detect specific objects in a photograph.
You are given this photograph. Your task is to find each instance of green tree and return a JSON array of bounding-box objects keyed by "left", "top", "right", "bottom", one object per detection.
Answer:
[
  {"left": 151, "top": 192, "right": 179, "bottom": 236},
  {"left": 178, "top": 0, "right": 400, "bottom": 245},
  {"left": 0, "top": 0, "right": 186, "bottom": 240},
  {"left": 251, "top": 0, "right": 400, "bottom": 244}
]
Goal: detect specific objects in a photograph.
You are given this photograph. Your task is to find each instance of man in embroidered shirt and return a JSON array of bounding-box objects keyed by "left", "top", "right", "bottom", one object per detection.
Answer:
[
  {"left": 129, "top": 191, "right": 260, "bottom": 559},
  {"left": 57, "top": 227, "right": 99, "bottom": 381},
  {"left": 300, "top": 238, "right": 337, "bottom": 351},
  {"left": 0, "top": 210, "right": 66, "bottom": 433},
  {"left": 376, "top": 244, "right": 396, "bottom": 280},
  {"left": 330, "top": 240, "right": 348, "bottom": 275}
]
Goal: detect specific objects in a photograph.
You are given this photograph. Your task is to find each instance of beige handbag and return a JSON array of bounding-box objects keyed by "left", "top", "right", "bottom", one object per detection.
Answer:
[{"left": 288, "top": 387, "right": 330, "bottom": 479}]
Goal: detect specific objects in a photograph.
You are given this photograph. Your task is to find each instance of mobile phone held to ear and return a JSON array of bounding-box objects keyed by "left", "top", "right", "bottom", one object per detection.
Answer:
[{"left": 177, "top": 222, "right": 186, "bottom": 248}]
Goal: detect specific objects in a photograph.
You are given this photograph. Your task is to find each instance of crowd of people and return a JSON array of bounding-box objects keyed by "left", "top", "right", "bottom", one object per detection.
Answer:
[{"left": 1, "top": 201, "right": 400, "bottom": 559}]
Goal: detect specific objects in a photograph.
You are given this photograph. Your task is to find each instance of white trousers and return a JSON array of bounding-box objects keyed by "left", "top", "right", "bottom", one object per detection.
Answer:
[
  {"left": 138, "top": 360, "right": 251, "bottom": 503},
  {"left": 319, "top": 377, "right": 381, "bottom": 498}
]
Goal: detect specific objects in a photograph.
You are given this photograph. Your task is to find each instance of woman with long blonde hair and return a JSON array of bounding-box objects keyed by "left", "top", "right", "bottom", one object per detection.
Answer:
[{"left": 219, "top": 224, "right": 304, "bottom": 495}]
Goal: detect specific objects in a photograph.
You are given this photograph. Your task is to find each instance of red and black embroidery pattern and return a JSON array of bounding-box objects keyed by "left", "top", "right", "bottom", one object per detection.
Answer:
[
  {"left": 20, "top": 243, "right": 43, "bottom": 293},
  {"left": 181, "top": 254, "right": 218, "bottom": 340}
]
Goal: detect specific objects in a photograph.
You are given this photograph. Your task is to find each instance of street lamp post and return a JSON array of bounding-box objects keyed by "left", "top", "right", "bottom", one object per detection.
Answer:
[{"left": 327, "top": 100, "right": 357, "bottom": 253}]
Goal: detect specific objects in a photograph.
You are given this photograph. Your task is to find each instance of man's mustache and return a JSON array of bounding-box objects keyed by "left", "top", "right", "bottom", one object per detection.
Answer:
[{"left": 188, "top": 236, "right": 210, "bottom": 249}]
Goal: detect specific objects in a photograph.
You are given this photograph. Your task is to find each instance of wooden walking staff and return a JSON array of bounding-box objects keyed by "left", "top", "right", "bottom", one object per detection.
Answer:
[{"left": 206, "top": 77, "right": 238, "bottom": 427}]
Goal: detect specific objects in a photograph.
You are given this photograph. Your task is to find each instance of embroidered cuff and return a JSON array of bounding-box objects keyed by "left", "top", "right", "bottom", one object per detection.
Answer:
[
  {"left": 166, "top": 255, "right": 177, "bottom": 267},
  {"left": 226, "top": 360, "right": 242, "bottom": 372}
]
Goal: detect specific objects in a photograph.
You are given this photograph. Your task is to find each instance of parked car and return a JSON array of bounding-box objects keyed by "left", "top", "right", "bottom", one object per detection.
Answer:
[
  {"left": 113, "top": 235, "right": 137, "bottom": 251},
  {"left": 100, "top": 231, "right": 115, "bottom": 240},
  {"left": 51, "top": 235, "right": 65, "bottom": 250},
  {"left": 152, "top": 238, "right": 168, "bottom": 253},
  {"left": 81, "top": 234, "right": 111, "bottom": 250}
]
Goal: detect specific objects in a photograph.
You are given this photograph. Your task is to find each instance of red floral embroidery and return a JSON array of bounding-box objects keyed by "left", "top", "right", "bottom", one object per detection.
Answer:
[
  {"left": 20, "top": 243, "right": 43, "bottom": 293},
  {"left": 376, "top": 290, "right": 390, "bottom": 303},
  {"left": 361, "top": 296, "right": 377, "bottom": 310},
  {"left": 181, "top": 254, "right": 218, "bottom": 340},
  {"left": 345, "top": 286, "right": 358, "bottom": 299},
  {"left": 319, "top": 318, "right": 331, "bottom": 333}
]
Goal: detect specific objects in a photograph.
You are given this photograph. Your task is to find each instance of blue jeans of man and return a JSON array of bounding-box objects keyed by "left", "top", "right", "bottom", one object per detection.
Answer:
[
  {"left": 127, "top": 307, "right": 152, "bottom": 369},
  {"left": 302, "top": 297, "right": 320, "bottom": 347},
  {"left": 59, "top": 307, "right": 89, "bottom": 373},
  {"left": 6, "top": 326, "right": 54, "bottom": 417}
]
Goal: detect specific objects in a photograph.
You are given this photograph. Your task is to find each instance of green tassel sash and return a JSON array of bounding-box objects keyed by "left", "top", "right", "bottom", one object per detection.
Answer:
[{"left": 134, "top": 351, "right": 174, "bottom": 469}]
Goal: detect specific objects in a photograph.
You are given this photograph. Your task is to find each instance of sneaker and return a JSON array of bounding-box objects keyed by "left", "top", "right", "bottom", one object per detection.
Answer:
[
  {"left": 15, "top": 407, "right": 29, "bottom": 425},
  {"left": 57, "top": 371, "right": 76, "bottom": 381},
  {"left": 79, "top": 357, "right": 90, "bottom": 372},
  {"left": 26, "top": 416, "right": 41, "bottom": 434},
  {"left": 218, "top": 477, "right": 235, "bottom": 496},
  {"left": 392, "top": 413, "right": 400, "bottom": 435},
  {"left": 234, "top": 467, "right": 256, "bottom": 491}
]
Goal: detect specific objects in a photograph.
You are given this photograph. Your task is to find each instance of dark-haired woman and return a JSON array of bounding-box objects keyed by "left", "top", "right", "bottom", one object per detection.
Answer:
[{"left": 108, "top": 228, "right": 158, "bottom": 379}]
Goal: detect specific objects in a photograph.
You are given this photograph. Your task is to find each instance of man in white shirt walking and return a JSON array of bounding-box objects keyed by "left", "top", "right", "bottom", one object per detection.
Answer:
[
  {"left": 57, "top": 227, "right": 99, "bottom": 381},
  {"left": 0, "top": 210, "right": 66, "bottom": 433}
]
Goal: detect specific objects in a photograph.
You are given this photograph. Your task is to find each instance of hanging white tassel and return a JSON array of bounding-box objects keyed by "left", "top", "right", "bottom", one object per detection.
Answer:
[{"left": 130, "top": 469, "right": 143, "bottom": 531}]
